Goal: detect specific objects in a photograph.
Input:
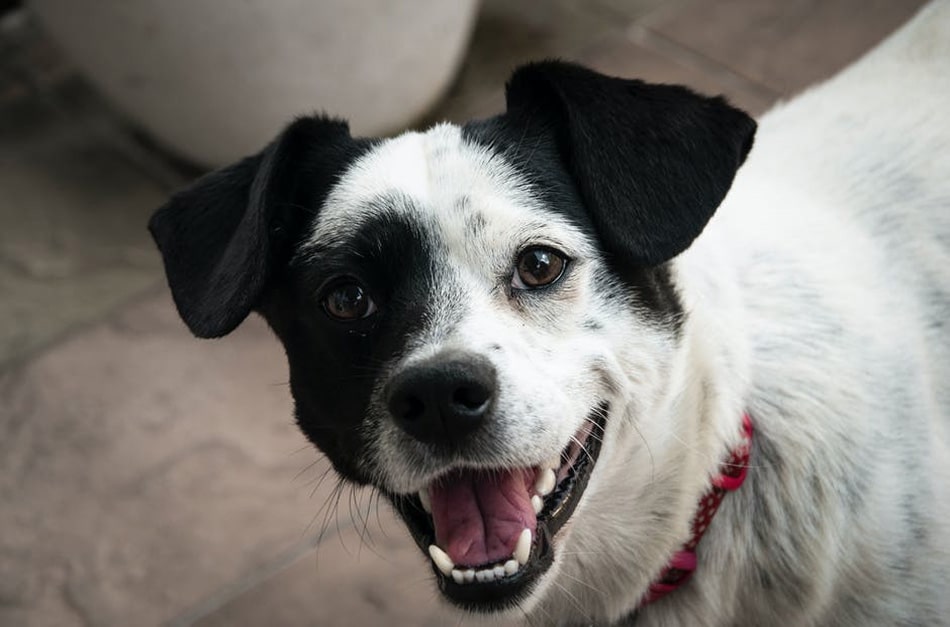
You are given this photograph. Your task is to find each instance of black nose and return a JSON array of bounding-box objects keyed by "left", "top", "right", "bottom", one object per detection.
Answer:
[{"left": 386, "top": 352, "right": 496, "bottom": 445}]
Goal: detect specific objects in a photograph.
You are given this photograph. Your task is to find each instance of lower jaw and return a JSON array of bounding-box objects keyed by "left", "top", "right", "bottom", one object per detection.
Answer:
[
  {"left": 436, "top": 525, "right": 554, "bottom": 611},
  {"left": 388, "top": 402, "right": 609, "bottom": 612}
]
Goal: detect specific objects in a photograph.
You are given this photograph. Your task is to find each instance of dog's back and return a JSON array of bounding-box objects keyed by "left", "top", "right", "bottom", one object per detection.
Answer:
[
  {"left": 673, "top": 2, "right": 950, "bottom": 624},
  {"left": 725, "top": 0, "right": 950, "bottom": 423},
  {"left": 747, "top": 0, "right": 950, "bottom": 335},
  {"left": 739, "top": 0, "right": 950, "bottom": 437}
]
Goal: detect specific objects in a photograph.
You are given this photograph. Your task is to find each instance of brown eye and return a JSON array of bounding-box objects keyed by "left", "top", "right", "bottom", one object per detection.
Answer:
[
  {"left": 322, "top": 281, "right": 377, "bottom": 321},
  {"left": 513, "top": 247, "right": 568, "bottom": 289}
]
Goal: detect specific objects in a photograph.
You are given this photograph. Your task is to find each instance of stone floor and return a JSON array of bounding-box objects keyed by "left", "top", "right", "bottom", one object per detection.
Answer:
[{"left": 0, "top": 0, "right": 926, "bottom": 625}]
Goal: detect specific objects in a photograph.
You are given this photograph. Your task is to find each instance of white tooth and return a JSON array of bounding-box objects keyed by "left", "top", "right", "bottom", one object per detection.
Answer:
[
  {"left": 531, "top": 494, "right": 544, "bottom": 514},
  {"left": 544, "top": 454, "right": 561, "bottom": 470},
  {"left": 476, "top": 569, "right": 495, "bottom": 583},
  {"left": 535, "top": 468, "right": 556, "bottom": 496},
  {"left": 463, "top": 569, "right": 475, "bottom": 583},
  {"left": 514, "top": 528, "right": 532, "bottom": 565},
  {"left": 451, "top": 569, "right": 464, "bottom": 584},
  {"left": 493, "top": 565, "right": 506, "bottom": 578},
  {"left": 428, "top": 544, "right": 454, "bottom": 576},
  {"left": 504, "top": 559, "right": 519, "bottom": 576},
  {"left": 418, "top": 489, "right": 431, "bottom": 513}
]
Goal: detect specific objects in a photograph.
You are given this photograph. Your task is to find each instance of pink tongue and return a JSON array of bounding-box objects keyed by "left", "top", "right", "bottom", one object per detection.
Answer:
[{"left": 429, "top": 468, "right": 537, "bottom": 566}]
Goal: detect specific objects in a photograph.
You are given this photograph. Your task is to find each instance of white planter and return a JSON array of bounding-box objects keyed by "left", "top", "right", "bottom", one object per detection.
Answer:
[{"left": 30, "top": 0, "right": 478, "bottom": 166}]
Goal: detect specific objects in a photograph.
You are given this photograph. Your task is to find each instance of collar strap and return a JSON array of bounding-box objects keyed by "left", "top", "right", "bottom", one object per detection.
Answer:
[{"left": 641, "top": 413, "right": 754, "bottom": 606}]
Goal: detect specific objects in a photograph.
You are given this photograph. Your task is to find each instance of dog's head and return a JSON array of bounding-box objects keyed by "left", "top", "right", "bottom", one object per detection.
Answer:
[{"left": 150, "top": 61, "right": 755, "bottom": 617}]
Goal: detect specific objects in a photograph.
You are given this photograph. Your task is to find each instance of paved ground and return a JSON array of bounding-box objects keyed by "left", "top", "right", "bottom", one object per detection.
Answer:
[{"left": 0, "top": 0, "right": 926, "bottom": 625}]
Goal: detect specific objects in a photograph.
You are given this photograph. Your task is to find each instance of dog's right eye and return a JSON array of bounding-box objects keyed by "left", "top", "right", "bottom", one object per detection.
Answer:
[
  {"left": 513, "top": 246, "right": 569, "bottom": 289},
  {"left": 321, "top": 280, "right": 377, "bottom": 321}
]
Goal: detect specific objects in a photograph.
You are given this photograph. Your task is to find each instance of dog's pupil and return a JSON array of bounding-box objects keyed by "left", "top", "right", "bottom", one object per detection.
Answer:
[
  {"left": 519, "top": 249, "right": 562, "bottom": 287},
  {"left": 326, "top": 283, "right": 366, "bottom": 319}
]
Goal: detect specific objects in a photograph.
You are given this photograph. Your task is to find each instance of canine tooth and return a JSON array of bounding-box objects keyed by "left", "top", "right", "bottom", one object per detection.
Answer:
[
  {"left": 504, "top": 559, "right": 519, "bottom": 576},
  {"left": 535, "top": 468, "right": 556, "bottom": 496},
  {"left": 514, "top": 528, "right": 532, "bottom": 565},
  {"left": 428, "top": 544, "right": 454, "bottom": 576},
  {"left": 463, "top": 569, "right": 475, "bottom": 583},
  {"left": 418, "top": 489, "right": 431, "bottom": 513},
  {"left": 531, "top": 494, "right": 544, "bottom": 514},
  {"left": 493, "top": 565, "right": 506, "bottom": 578},
  {"left": 451, "top": 569, "right": 464, "bottom": 584}
]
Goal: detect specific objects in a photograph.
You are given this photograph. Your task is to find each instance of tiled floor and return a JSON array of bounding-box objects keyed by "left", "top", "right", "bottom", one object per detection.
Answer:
[{"left": 0, "top": 1, "right": 926, "bottom": 625}]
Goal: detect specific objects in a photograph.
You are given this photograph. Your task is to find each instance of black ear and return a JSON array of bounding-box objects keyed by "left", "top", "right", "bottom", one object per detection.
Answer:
[
  {"left": 505, "top": 61, "right": 756, "bottom": 267},
  {"left": 148, "top": 116, "right": 356, "bottom": 338}
]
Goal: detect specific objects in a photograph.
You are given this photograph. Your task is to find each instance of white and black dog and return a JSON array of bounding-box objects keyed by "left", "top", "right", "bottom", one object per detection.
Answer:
[{"left": 149, "top": 2, "right": 949, "bottom": 624}]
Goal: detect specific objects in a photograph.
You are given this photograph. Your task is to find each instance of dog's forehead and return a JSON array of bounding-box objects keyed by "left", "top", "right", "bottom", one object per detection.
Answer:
[{"left": 305, "top": 123, "right": 587, "bottom": 254}]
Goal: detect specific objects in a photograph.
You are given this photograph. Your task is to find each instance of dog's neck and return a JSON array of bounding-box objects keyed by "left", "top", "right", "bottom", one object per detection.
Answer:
[
  {"left": 640, "top": 413, "right": 753, "bottom": 606},
  {"left": 625, "top": 211, "right": 755, "bottom": 608}
]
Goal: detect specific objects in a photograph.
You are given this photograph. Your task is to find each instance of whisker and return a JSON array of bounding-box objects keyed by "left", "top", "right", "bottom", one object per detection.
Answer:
[
  {"left": 630, "top": 420, "right": 656, "bottom": 484},
  {"left": 549, "top": 578, "right": 592, "bottom": 624},
  {"left": 515, "top": 598, "right": 546, "bottom": 627},
  {"left": 289, "top": 445, "right": 312, "bottom": 456},
  {"left": 292, "top": 457, "right": 323, "bottom": 483},
  {"left": 557, "top": 569, "right": 608, "bottom": 598},
  {"left": 351, "top": 486, "right": 388, "bottom": 562},
  {"left": 307, "top": 464, "right": 337, "bottom": 498},
  {"left": 310, "top": 477, "right": 347, "bottom": 565},
  {"left": 373, "top": 490, "right": 393, "bottom": 539},
  {"left": 664, "top": 429, "right": 761, "bottom": 472}
]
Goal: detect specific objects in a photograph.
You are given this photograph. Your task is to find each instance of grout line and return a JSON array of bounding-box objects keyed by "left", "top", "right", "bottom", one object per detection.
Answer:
[
  {"left": 0, "top": 278, "right": 168, "bottom": 377},
  {"left": 165, "top": 521, "right": 359, "bottom": 626},
  {"left": 560, "top": 0, "right": 698, "bottom": 29},
  {"left": 92, "top": 119, "right": 197, "bottom": 191},
  {"left": 626, "top": 22, "right": 782, "bottom": 105},
  {"left": 631, "top": 0, "right": 702, "bottom": 29}
]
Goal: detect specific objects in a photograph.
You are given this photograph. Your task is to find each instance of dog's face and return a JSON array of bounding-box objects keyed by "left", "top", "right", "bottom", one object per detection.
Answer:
[{"left": 150, "top": 62, "right": 755, "bottom": 617}]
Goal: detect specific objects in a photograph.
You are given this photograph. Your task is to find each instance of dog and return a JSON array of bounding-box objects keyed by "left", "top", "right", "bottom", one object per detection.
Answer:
[{"left": 149, "top": 2, "right": 950, "bottom": 624}]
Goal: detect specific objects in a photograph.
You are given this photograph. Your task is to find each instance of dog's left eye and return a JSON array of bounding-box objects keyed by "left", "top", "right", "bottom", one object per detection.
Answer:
[
  {"left": 322, "top": 280, "right": 377, "bottom": 321},
  {"left": 512, "top": 246, "right": 568, "bottom": 289}
]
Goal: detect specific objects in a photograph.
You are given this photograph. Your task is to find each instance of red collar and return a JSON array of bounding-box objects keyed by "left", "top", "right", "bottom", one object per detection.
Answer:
[{"left": 641, "top": 413, "right": 754, "bottom": 606}]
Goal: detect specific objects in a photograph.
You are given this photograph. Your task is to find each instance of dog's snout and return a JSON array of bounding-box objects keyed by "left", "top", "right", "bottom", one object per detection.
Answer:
[{"left": 386, "top": 352, "right": 497, "bottom": 445}]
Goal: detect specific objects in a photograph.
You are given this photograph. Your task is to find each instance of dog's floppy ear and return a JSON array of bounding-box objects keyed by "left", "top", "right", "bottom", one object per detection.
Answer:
[
  {"left": 149, "top": 116, "right": 354, "bottom": 338},
  {"left": 505, "top": 61, "right": 756, "bottom": 267}
]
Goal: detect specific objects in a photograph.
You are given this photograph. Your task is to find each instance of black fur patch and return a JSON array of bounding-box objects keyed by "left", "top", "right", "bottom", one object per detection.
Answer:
[
  {"left": 504, "top": 61, "right": 756, "bottom": 268},
  {"left": 149, "top": 115, "right": 375, "bottom": 338},
  {"left": 582, "top": 318, "right": 603, "bottom": 331},
  {"left": 464, "top": 209, "right": 487, "bottom": 238},
  {"left": 260, "top": 205, "right": 445, "bottom": 483}
]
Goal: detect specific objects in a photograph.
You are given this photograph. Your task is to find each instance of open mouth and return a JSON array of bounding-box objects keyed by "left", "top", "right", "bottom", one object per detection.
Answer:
[{"left": 389, "top": 402, "right": 608, "bottom": 612}]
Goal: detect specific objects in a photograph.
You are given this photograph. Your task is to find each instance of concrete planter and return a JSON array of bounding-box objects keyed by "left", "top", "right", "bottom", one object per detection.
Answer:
[{"left": 30, "top": 0, "right": 478, "bottom": 166}]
